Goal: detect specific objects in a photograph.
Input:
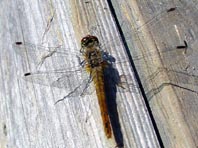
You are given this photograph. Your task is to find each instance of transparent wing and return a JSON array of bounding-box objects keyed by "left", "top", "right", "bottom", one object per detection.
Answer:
[
  {"left": 13, "top": 42, "right": 83, "bottom": 71},
  {"left": 14, "top": 42, "right": 80, "bottom": 56},
  {"left": 23, "top": 67, "right": 96, "bottom": 98},
  {"left": 13, "top": 42, "right": 96, "bottom": 98}
]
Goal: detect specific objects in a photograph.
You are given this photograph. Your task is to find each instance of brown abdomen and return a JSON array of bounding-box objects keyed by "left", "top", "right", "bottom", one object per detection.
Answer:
[{"left": 93, "top": 66, "right": 112, "bottom": 138}]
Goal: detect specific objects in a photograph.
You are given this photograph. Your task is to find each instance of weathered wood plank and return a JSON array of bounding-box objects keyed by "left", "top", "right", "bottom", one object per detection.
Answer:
[
  {"left": 0, "top": 0, "right": 161, "bottom": 148},
  {"left": 110, "top": 0, "right": 198, "bottom": 147}
]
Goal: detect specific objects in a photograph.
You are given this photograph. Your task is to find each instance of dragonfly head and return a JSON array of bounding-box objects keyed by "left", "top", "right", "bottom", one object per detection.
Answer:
[{"left": 81, "top": 35, "right": 99, "bottom": 49}]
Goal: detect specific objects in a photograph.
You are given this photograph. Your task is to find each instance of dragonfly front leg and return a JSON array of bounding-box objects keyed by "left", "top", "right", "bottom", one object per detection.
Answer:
[{"left": 77, "top": 56, "right": 86, "bottom": 68}]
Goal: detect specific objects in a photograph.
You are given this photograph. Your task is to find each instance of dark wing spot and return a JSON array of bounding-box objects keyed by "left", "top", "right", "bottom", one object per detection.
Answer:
[
  {"left": 167, "top": 7, "right": 176, "bottom": 12},
  {"left": 24, "top": 72, "right": 31, "bottom": 76},
  {"left": 15, "top": 42, "right": 23, "bottom": 45}
]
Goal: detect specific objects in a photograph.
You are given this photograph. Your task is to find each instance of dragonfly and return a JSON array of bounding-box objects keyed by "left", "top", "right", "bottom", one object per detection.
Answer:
[{"left": 15, "top": 35, "right": 131, "bottom": 139}]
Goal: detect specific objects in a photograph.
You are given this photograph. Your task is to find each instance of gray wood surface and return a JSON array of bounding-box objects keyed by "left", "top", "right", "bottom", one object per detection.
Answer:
[
  {"left": 0, "top": 0, "right": 161, "bottom": 148},
  {"left": 111, "top": 0, "right": 198, "bottom": 147}
]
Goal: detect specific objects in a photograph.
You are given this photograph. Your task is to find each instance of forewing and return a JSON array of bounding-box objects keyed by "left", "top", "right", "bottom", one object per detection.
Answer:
[{"left": 13, "top": 42, "right": 83, "bottom": 71}]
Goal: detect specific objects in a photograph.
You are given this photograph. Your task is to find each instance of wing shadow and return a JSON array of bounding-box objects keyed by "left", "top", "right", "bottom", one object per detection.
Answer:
[{"left": 145, "top": 67, "right": 198, "bottom": 101}]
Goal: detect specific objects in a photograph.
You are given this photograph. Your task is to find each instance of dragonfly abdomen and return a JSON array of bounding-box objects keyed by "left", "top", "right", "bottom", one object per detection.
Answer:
[{"left": 92, "top": 66, "right": 112, "bottom": 139}]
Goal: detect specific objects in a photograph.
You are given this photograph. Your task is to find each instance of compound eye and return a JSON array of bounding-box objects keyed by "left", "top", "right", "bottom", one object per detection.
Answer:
[{"left": 91, "top": 36, "right": 99, "bottom": 43}]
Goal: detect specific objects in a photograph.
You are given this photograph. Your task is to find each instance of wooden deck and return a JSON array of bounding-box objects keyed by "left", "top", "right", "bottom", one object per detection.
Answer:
[{"left": 0, "top": 0, "right": 197, "bottom": 148}]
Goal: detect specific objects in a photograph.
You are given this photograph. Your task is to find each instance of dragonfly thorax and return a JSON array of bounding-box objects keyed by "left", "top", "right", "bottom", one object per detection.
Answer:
[{"left": 86, "top": 50, "right": 103, "bottom": 68}]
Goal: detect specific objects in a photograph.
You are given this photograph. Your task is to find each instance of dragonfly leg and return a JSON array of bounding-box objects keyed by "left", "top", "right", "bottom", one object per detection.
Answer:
[{"left": 77, "top": 56, "right": 86, "bottom": 67}]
